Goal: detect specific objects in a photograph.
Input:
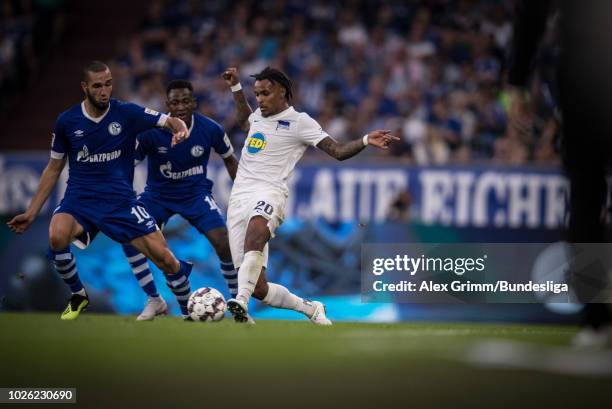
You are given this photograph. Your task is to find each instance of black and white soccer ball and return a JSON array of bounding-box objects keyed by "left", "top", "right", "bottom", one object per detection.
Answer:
[{"left": 187, "top": 287, "right": 226, "bottom": 322}]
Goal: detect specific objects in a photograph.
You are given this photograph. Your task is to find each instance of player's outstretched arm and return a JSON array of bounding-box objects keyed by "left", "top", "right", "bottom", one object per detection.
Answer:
[
  {"left": 7, "top": 157, "right": 66, "bottom": 234},
  {"left": 316, "top": 130, "right": 400, "bottom": 161},
  {"left": 163, "top": 116, "right": 189, "bottom": 147},
  {"left": 222, "top": 67, "right": 252, "bottom": 132},
  {"left": 223, "top": 154, "right": 239, "bottom": 181}
]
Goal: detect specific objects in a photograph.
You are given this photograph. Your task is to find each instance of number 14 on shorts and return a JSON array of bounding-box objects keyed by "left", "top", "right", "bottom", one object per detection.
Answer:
[{"left": 204, "top": 196, "right": 221, "bottom": 213}]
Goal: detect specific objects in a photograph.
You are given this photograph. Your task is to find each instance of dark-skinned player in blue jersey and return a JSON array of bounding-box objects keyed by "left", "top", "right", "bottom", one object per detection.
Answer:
[
  {"left": 122, "top": 79, "right": 241, "bottom": 320},
  {"left": 7, "top": 61, "right": 193, "bottom": 320}
]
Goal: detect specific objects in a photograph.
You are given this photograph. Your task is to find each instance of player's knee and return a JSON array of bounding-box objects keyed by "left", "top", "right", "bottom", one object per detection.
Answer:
[
  {"left": 49, "top": 232, "right": 70, "bottom": 251},
  {"left": 151, "top": 250, "right": 178, "bottom": 273},
  {"left": 160, "top": 252, "right": 179, "bottom": 273},
  {"left": 252, "top": 280, "right": 269, "bottom": 300},
  {"left": 244, "top": 230, "right": 268, "bottom": 252},
  {"left": 213, "top": 241, "right": 232, "bottom": 262},
  {"left": 244, "top": 217, "right": 270, "bottom": 252},
  {"left": 206, "top": 230, "right": 232, "bottom": 261}
]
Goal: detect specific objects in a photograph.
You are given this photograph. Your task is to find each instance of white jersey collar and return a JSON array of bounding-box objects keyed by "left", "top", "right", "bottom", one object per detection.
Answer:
[
  {"left": 187, "top": 114, "right": 195, "bottom": 136},
  {"left": 81, "top": 101, "right": 110, "bottom": 124},
  {"left": 259, "top": 106, "right": 295, "bottom": 120}
]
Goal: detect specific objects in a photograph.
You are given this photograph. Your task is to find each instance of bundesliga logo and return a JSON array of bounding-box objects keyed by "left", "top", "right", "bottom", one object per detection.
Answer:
[{"left": 246, "top": 132, "right": 267, "bottom": 154}]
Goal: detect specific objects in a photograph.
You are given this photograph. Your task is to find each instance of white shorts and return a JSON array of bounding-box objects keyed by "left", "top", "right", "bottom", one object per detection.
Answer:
[{"left": 227, "top": 191, "right": 286, "bottom": 268}]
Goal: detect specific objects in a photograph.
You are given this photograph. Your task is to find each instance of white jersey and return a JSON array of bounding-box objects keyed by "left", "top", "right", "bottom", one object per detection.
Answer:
[{"left": 231, "top": 106, "right": 328, "bottom": 198}]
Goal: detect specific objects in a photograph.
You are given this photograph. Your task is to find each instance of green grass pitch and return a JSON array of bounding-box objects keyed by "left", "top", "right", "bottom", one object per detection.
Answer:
[{"left": 0, "top": 312, "right": 609, "bottom": 409}]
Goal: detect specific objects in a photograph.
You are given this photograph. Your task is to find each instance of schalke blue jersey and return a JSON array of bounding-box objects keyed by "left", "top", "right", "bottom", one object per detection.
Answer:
[
  {"left": 51, "top": 99, "right": 166, "bottom": 201},
  {"left": 136, "top": 113, "right": 233, "bottom": 200}
]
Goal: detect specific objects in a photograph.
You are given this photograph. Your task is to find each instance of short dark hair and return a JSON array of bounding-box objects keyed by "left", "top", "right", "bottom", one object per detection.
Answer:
[
  {"left": 251, "top": 67, "right": 293, "bottom": 102},
  {"left": 82, "top": 60, "right": 109, "bottom": 82},
  {"left": 166, "top": 79, "right": 193, "bottom": 95}
]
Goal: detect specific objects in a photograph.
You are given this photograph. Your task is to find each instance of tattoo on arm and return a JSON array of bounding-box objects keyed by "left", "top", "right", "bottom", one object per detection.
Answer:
[
  {"left": 316, "top": 136, "right": 366, "bottom": 161},
  {"left": 232, "top": 90, "right": 253, "bottom": 132}
]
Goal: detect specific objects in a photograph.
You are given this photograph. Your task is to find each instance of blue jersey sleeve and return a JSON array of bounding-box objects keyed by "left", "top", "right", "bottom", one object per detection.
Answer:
[
  {"left": 119, "top": 102, "right": 166, "bottom": 134},
  {"left": 134, "top": 133, "right": 151, "bottom": 162},
  {"left": 211, "top": 122, "right": 234, "bottom": 158},
  {"left": 50, "top": 116, "right": 68, "bottom": 159}
]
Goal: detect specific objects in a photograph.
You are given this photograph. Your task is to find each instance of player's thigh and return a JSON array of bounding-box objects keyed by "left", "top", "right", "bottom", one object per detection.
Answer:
[
  {"left": 138, "top": 193, "right": 171, "bottom": 229},
  {"left": 244, "top": 216, "right": 271, "bottom": 252},
  {"left": 183, "top": 194, "right": 229, "bottom": 254},
  {"left": 100, "top": 200, "right": 159, "bottom": 244},
  {"left": 247, "top": 193, "right": 285, "bottom": 238},
  {"left": 49, "top": 212, "right": 84, "bottom": 249},
  {"left": 244, "top": 193, "right": 286, "bottom": 251}
]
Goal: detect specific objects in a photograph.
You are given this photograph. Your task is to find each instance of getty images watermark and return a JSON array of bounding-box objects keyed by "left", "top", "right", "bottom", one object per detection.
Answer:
[{"left": 361, "top": 243, "right": 612, "bottom": 303}]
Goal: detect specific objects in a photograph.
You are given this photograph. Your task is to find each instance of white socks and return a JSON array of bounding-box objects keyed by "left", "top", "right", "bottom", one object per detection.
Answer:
[
  {"left": 236, "top": 250, "right": 265, "bottom": 303},
  {"left": 236, "top": 252, "right": 316, "bottom": 318},
  {"left": 263, "top": 283, "right": 315, "bottom": 318}
]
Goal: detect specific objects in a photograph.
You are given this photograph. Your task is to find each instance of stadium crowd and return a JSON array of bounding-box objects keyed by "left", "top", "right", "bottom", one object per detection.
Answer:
[{"left": 108, "top": 0, "right": 560, "bottom": 165}]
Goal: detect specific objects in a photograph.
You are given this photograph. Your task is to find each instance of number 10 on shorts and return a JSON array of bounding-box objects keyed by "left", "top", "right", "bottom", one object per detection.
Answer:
[{"left": 131, "top": 205, "right": 151, "bottom": 223}]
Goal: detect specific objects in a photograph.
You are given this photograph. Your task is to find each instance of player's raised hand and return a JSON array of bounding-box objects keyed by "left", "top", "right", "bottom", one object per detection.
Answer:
[
  {"left": 222, "top": 67, "right": 239, "bottom": 87},
  {"left": 366, "top": 130, "right": 400, "bottom": 150},
  {"left": 167, "top": 117, "right": 189, "bottom": 147},
  {"left": 7, "top": 213, "right": 34, "bottom": 234}
]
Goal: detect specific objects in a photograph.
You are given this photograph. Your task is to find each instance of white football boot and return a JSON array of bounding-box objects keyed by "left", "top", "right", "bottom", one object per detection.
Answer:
[
  {"left": 227, "top": 297, "right": 255, "bottom": 324},
  {"left": 137, "top": 296, "right": 168, "bottom": 321},
  {"left": 309, "top": 301, "right": 332, "bottom": 325}
]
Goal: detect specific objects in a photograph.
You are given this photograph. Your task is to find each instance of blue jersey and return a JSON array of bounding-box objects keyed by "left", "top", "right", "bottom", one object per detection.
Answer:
[
  {"left": 136, "top": 113, "right": 233, "bottom": 200},
  {"left": 51, "top": 99, "right": 166, "bottom": 201}
]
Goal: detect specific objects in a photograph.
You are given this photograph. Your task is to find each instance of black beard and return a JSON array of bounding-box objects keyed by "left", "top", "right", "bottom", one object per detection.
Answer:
[{"left": 86, "top": 91, "right": 109, "bottom": 111}]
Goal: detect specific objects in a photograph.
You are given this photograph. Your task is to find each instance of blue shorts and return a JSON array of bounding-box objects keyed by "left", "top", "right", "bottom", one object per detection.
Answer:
[
  {"left": 54, "top": 197, "right": 159, "bottom": 248},
  {"left": 138, "top": 192, "right": 226, "bottom": 235}
]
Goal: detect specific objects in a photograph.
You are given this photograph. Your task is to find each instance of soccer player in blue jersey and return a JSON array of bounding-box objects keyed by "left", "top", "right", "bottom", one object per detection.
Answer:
[
  {"left": 7, "top": 61, "right": 193, "bottom": 320},
  {"left": 122, "top": 79, "right": 241, "bottom": 320}
]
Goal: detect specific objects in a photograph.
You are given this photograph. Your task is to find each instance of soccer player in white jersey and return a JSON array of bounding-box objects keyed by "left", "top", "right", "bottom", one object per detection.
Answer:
[{"left": 222, "top": 67, "right": 398, "bottom": 324}]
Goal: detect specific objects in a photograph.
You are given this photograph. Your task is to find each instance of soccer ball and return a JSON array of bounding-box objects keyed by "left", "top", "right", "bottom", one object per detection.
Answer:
[{"left": 187, "top": 287, "right": 227, "bottom": 322}]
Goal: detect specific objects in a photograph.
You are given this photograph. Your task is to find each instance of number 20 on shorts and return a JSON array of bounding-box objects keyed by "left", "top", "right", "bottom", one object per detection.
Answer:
[{"left": 254, "top": 201, "right": 273, "bottom": 215}]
